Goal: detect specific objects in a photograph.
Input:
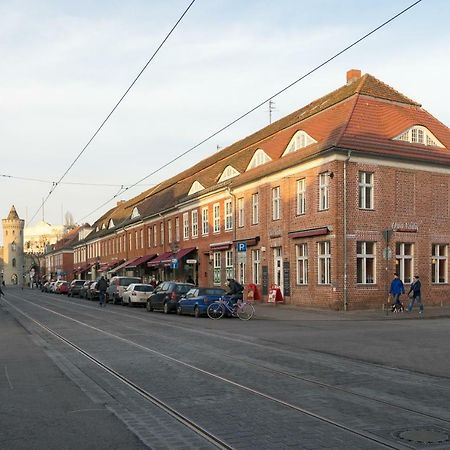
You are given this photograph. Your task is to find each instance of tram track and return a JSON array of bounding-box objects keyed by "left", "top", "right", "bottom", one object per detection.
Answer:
[{"left": 6, "top": 293, "right": 450, "bottom": 449}]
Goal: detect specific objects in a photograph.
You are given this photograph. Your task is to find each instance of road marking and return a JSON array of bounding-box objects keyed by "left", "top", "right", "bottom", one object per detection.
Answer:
[{"left": 4, "top": 365, "right": 13, "bottom": 389}]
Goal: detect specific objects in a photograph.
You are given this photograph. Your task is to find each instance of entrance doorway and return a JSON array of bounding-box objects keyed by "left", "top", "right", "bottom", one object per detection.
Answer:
[{"left": 273, "top": 247, "right": 283, "bottom": 293}]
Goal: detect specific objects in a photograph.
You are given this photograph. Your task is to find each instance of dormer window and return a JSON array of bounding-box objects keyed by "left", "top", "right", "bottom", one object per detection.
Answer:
[
  {"left": 108, "top": 219, "right": 115, "bottom": 229},
  {"left": 393, "top": 126, "right": 444, "bottom": 148},
  {"left": 282, "top": 130, "right": 317, "bottom": 156},
  {"left": 246, "top": 149, "right": 271, "bottom": 170},
  {"left": 95, "top": 226, "right": 99, "bottom": 232},
  {"left": 101, "top": 223, "right": 106, "bottom": 230},
  {"left": 131, "top": 207, "right": 140, "bottom": 219},
  {"left": 188, "top": 180, "right": 205, "bottom": 195},
  {"left": 218, "top": 165, "right": 240, "bottom": 183}
]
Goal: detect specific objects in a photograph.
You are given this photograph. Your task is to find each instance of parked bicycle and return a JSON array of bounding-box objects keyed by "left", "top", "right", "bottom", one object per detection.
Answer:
[{"left": 207, "top": 296, "right": 255, "bottom": 321}]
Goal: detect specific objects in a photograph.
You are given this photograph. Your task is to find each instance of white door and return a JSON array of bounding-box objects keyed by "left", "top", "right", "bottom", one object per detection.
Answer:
[{"left": 273, "top": 247, "right": 283, "bottom": 293}]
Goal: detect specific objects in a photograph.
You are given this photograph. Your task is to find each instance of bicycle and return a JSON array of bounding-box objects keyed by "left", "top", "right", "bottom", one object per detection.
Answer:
[{"left": 207, "top": 296, "right": 255, "bottom": 321}]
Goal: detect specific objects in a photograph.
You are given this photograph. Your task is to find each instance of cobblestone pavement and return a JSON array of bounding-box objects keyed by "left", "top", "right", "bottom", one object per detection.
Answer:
[{"left": 2, "top": 287, "right": 450, "bottom": 449}]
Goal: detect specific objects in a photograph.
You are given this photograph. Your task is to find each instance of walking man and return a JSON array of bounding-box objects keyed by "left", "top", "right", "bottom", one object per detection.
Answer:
[
  {"left": 0, "top": 284, "right": 5, "bottom": 298},
  {"left": 389, "top": 273, "right": 405, "bottom": 312},
  {"left": 407, "top": 275, "right": 423, "bottom": 314},
  {"left": 97, "top": 276, "right": 108, "bottom": 307}
]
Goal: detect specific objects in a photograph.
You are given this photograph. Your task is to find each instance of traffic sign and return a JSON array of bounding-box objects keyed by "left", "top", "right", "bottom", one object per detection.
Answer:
[
  {"left": 170, "top": 258, "right": 178, "bottom": 269},
  {"left": 236, "top": 242, "right": 247, "bottom": 252}
]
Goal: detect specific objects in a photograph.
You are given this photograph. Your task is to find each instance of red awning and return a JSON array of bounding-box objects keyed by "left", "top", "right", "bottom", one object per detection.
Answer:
[
  {"left": 126, "top": 254, "right": 156, "bottom": 268},
  {"left": 288, "top": 227, "right": 329, "bottom": 239},
  {"left": 147, "top": 251, "right": 173, "bottom": 267},
  {"left": 172, "top": 247, "right": 196, "bottom": 261},
  {"left": 77, "top": 262, "right": 93, "bottom": 272},
  {"left": 210, "top": 242, "right": 232, "bottom": 251}
]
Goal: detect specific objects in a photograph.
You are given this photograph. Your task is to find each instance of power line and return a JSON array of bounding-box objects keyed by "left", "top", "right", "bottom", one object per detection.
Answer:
[
  {"left": 77, "top": 0, "right": 422, "bottom": 224},
  {"left": 28, "top": 0, "right": 197, "bottom": 225},
  {"left": 0, "top": 173, "right": 154, "bottom": 188}
]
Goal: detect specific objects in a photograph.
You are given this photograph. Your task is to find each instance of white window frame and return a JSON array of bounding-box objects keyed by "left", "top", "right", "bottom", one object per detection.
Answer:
[
  {"left": 237, "top": 197, "right": 245, "bottom": 227},
  {"left": 213, "top": 203, "right": 220, "bottom": 233},
  {"left": 160, "top": 222, "right": 164, "bottom": 245},
  {"left": 224, "top": 199, "right": 233, "bottom": 231},
  {"left": 296, "top": 243, "right": 308, "bottom": 285},
  {"left": 396, "top": 243, "right": 414, "bottom": 284},
  {"left": 153, "top": 225, "right": 157, "bottom": 247},
  {"left": 225, "top": 250, "right": 234, "bottom": 279},
  {"left": 319, "top": 173, "right": 329, "bottom": 211},
  {"left": 318, "top": 241, "right": 331, "bottom": 285},
  {"left": 252, "top": 249, "right": 260, "bottom": 284},
  {"left": 168, "top": 220, "right": 172, "bottom": 244},
  {"left": 202, "top": 207, "right": 209, "bottom": 235},
  {"left": 238, "top": 260, "right": 246, "bottom": 285},
  {"left": 252, "top": 193, "right": 259, "bottom": 225},
  {"left": 246, "top": 149, "right": 272, "bottom": 170},
  {"left": 140, "top": 229, "right": 144, "bottom": 249},
  {"left": 359, "top": 172, "right": 374, "bottom": 209},
  {"left": 272, "top": 186, "right": 281, "bottom": 220},
  {"left": 213, "top": 252, "right": 221, "bottom": 285},
  {"left": 432, "top": 244, "right": 448, "bottom": 284},
  {"left": 191, "top": 210, "right": 198, "bottom": 238},
  {"left": 357, "top": 241, "right": 376, "bottom": 284},
  {"left": 183, "top": 212, "right": 189, "bottom": 240},
  {"left": 296, "top": 178, "right": 306, "bottom": 215},
  {"left": 175, "top": 217, "right": 180, "bottom": 242}
]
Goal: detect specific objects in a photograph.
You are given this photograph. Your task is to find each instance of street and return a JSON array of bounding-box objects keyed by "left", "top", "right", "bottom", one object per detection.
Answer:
[{"left": 1, "top": 287, "right": 450, "bottom": 449}]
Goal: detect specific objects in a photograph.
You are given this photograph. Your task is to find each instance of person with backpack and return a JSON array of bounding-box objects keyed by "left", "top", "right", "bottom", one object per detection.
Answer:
[
  {"left": 97, "top": 276, "right": 108, "bottom": 307},
  {"left": 389, "top": 273, "right": 405, "bottom": 312},
  {"left": 407, "top": 275, "right": 423, "bottom": 315},
  {"left": 226, "top": 278, "right": 244, "bottom": 304}
]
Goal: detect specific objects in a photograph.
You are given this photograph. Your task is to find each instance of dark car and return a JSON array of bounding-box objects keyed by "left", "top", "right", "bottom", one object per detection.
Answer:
[
  {"left": 85, "top": 282, "right": 99, "bottom": 300},
  {"left": 80, "top": 281, "right": 94, "bottom": 299},
  {"left": 68, "top": 279, "right": 87, "bottom": 297},
  {"left": 177, "top": 287, "right": 226, "bottom": 317},
  {"left": 146, "top": 281, "right": 194, "bottom": 314}
]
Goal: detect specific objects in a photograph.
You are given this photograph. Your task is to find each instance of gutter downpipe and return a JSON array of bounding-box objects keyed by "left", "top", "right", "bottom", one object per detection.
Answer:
[
  {"left": 227, "top": 186, "right": 237, "bottom": 277},
  {"left": 343, "top": 150, "right": 352, "bottom": 311}
]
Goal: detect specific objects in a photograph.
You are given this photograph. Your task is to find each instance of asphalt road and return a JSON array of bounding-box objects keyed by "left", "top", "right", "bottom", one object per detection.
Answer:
[{"left": 1, "top": 287, "right": 450, "bottom": 450}]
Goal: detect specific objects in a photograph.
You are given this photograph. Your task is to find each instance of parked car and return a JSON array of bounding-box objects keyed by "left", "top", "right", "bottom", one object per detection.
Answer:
[
  {"left": 52, "top": 281, "right": 64, "bottom": 293},
  {"left": 146, "top": 281, "right": 194, "bottom": 314},
  {"left": 79, "top": 281, "right": 94, "bottom": 298},
  {"left": 177, "top": 287, "right": 226, "bottom": 317},
  {"left": 56, "top": 281, "right": 70, "bottom": 295},
  {"left": 46, "top": 281, "right": 56, "bottom": 293},
  {"left": 41, "top": 281, "right": 51, "bottom": 292},
  {"left": 122, "top": 283, "right": 154, "bottom": 306},
  {"left": 68, "top": 279, "right": 87, "bottom": 297},
  {"left": 87, "top": 282, "right": 99, "bottom": 301},
  {"left": 107, "top": 276, "right": 141, "bottom": 304}
]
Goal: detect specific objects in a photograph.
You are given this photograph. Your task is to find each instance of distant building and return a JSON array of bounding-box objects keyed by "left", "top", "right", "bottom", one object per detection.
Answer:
[
  {"left": 24, "top": 221, "right": 65, "bottom": 254},
  {"left": 0, "top": 206, "right": 25, "bottom": 285}
]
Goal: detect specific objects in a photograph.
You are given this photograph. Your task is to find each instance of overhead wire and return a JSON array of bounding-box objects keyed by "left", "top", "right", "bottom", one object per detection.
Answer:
[
  {"left": 77, "top": 0, "right": 423, "bottom": 223},
  {"left": 28, "top": 0, "right": 197, "bottom": 225}
]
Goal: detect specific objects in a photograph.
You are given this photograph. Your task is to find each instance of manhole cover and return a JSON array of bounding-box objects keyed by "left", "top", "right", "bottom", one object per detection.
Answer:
[{"left": 398, "top": 429, "right": 449, "bottom": 444}]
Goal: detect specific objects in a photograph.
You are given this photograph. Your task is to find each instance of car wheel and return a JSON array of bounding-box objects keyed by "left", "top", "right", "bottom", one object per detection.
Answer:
[
  {"left": 194, "top": 306, "right": 200, "bottom": 318},
  {"left": 163, "top": 302, "right": 169, "bottom": 314},
  {"left": 112, "top": 294, "right": 118, "bottom": 305},
  {"left": 146, "top": 300, "right": 153, "bottom": 312},
  {"left": 122, "top": 298, "right": 127, "bottom": 306},
  {"left": 176, "top": 306, "right": 182, "bottom": 315},
  {"left": 68, "top": 292, "right": 71, "bottom": 297}
]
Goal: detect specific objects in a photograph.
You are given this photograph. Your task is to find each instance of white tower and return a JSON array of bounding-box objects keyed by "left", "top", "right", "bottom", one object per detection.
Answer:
[{"left": 2, "top": 206, "right": 25, "bottom": 285}]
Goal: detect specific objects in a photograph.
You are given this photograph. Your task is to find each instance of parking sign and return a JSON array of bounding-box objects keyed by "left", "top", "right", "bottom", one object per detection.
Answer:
[{"left": 236, "top": 242, "right": 247, "bottom": 252}]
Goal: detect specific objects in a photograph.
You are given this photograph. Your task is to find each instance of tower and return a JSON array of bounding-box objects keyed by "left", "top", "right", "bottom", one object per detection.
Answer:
[{"left": 2, "top": 206, "right": 25, "bottom": 285}]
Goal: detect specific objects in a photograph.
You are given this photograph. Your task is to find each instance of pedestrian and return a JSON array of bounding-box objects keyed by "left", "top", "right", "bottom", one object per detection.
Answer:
[
  {"left": 389, "top": 273, "right": 405, "bottom": 312},
  {"left": 186, "top": 275, "right": 195, "bottom": 284},
  {"left": 407, "top": 275, "right": 423, "bottom": 314},
  {"left": 0, "top": 284, "right": 5, "bottom": 298},
  {"left": 97, "top": 276, "right": 108, "bottom": 307}
]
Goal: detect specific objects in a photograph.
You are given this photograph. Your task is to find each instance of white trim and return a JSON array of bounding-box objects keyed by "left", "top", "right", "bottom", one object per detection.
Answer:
[
  {"left": 188, "top": 180, "right": 205, "bottom": 195},
  {"left": 246, "top": 149, "right": 272, "bottom": 171},
  {"left": 393, "top": 125, "right": 445, "bottom": 148},
  {"left": 282, "top": 130, "right": 317, "bottom": 156},
  {"left": 218, "top": 165, "right": 240, "bottom": 182}
]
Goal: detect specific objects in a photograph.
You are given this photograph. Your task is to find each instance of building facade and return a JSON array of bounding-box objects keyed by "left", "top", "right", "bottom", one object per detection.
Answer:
[
  {"left": 68, "top": 70, "right": 449, "bottom": 309},
  {"left": 1, "top": 206, "right": 25, "bottom": 285}
]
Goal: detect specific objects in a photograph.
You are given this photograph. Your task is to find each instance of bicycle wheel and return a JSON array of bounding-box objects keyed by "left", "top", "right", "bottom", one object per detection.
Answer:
[
  {"left": 207, "top": 302, "right": 225, "bottom": 320},
  {"left": 236, "top": 302, "right": 255, "bottom": 321}
]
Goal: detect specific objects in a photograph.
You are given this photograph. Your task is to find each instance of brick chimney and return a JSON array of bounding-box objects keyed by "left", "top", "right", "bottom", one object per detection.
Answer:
[
  {"left": 346, "top": 69, "right": 361, "bottom": 84},
  {"left": 117, "top": 200, "right": 125, "bottom": 206}
]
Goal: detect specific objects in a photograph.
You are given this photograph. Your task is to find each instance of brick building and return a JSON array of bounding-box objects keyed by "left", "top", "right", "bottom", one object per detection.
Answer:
[{"left": 72, "top": 70, "right": 450, "bottom": 309}]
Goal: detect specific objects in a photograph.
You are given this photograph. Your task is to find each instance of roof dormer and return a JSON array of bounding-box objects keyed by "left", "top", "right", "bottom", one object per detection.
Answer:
[
  {"left": 131, "top": 207, "right": 140, "bottom": 219},
  {"left": 218, "top": 165, "right": 240, "bottom": 183},
  {"left": 188, "top": 180, "right": 205, "bottom": 195},
  {"left": 282, "top": 130, "right": 317, "bottom": 156},
  {"left": 101, "top": 223, "right": 106, "bottom": 230},
  {"left": 393, "top": 125, "right": 445, "bottom": 148},
  {"left": 246, "top": 149, "right": 272, "bottom": 171},
  {"left": 108, "top": 218, "right": 115, "bottom": 229}
]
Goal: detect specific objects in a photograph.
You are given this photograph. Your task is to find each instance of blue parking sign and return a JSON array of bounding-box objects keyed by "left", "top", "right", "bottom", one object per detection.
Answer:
[
  {"left": 170, "top": 258, "right": 178, "bottom": 269},
  {"left": 236, "top": 242, "right": 247, "bottom": 252}
]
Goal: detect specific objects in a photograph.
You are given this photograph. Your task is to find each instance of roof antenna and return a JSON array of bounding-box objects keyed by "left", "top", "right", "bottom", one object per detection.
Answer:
[{"left": 268, "top": 100, "right": 276, "bottom": 124}]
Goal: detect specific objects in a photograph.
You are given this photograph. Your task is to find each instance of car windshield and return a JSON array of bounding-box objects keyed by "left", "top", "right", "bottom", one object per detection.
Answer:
[
  {"left": 135, "top": 285, "right": 153, "bottom": 292},
  {"left": 74, "top": 280, "right": 85, "bottom": 286},
  {"left": 202, "top": 288, "right": 225, "bottom": 296},
  {"left": 175, "top": 284, "right": 194, "bottom": 294}
]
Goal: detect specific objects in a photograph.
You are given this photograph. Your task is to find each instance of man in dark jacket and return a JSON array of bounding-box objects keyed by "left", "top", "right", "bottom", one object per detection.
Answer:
[
  {"left": 389, "top": 273, "right": 405, "bottom": 312},
  {"left": 226, "top": 278, "right": 244, "bottom": 305},
  {"left": 407, "top": 275, "right": 423, "bottom": 314},
  {"left": 97, "top": 276, "right": 108, "bottom": 307}
]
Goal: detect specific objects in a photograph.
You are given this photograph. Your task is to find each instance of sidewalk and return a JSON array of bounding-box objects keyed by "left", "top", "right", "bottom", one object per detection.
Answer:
[{"left": 253, "top": 301, "right": 450, "bottom": 321}]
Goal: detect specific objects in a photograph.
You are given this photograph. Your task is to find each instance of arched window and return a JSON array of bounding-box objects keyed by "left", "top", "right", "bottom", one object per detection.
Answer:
[
  {"left": 246, "top": 149, "right": 272, "bottom": 170},
  {"left": 12, "top": 258, "right": 16, "bottom": 268},
  {"left": 218, "top": 165, "right": 240, "bottom": 183},
  {"left": 393, "top": 125, "right": 444, "bottom": 148},
  {"left": 282, "top": 130, "right": 317, "bottom": 156},
  {"left": 11, "top": 242, "right": 16, "bottom": 251}
]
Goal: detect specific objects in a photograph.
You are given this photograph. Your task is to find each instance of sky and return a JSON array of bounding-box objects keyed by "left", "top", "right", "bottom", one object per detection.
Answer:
[{"left": 0, "top": 0, "right": 449, "bottom": 242}]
